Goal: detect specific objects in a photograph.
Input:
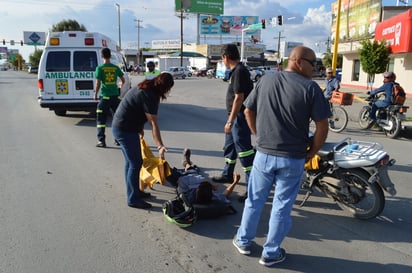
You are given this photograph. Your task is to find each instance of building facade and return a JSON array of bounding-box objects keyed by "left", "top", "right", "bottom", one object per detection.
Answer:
[{"left": 339, "top": 7, "right": 412, "bottom": 95}]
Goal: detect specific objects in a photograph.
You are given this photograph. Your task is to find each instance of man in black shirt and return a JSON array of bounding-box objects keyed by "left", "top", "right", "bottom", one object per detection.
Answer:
[{"left": 212, "top": 44, "right": 255, "bottom": 203}]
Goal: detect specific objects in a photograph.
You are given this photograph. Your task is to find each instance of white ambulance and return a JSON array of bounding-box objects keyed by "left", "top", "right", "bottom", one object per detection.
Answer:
[{"left": 38, "top": 31, "right": 131, "bottom": 116}]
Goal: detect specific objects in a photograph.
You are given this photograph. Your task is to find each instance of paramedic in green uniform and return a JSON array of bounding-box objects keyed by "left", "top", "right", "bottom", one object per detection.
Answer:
[
  {"left": 94, "top": 47, "right": 125, "bottom": 148},
  {"left": 145, "top": 61, "right": 160, "bottom": 80}
]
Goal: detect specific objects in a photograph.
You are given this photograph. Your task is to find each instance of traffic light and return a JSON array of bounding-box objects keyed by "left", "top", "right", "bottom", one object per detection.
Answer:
[
  {"left": 2, "top": 39, "right": 5, "bottom": 45},
  {"left": 20, "top": 40, "right": 23, "bottom": 46},
  {"left": 277, "top": 15, "right": 283, "bottom": 26},
  {"left": 261, "top": 19, "right": 266, "bottom": 29}
]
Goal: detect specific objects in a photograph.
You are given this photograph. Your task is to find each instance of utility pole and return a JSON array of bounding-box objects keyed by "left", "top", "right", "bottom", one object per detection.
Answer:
[
  {"left": 332, "top": 0, "right": 342, "bottom": 73},
  {"left": 276, "top": 31, "right": 285, "bottom": 64},
  {"left": 175, "top": 1, "right": 186, "bottom": 66},
  {"left": 115, "top": 3, "right": 121, "bottom": 50},
  {"left": 135, "top": 19, "right": 143, "bottom": 65},
  {"left": 180, "top": 6, "right": 183, "bottom": 67}
]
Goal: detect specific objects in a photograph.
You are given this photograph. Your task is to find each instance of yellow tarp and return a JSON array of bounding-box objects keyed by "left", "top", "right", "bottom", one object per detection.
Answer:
[{"left": 139, "top": 138, "right": 172, "bottom": 191}]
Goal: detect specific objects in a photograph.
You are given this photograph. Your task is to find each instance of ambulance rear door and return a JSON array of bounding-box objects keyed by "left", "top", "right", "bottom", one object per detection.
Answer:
[{"left": 40, "top": 48, "right": 98, "bottom": 113}]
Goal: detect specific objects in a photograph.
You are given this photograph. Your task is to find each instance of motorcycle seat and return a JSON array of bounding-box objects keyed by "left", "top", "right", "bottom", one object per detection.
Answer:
[{"left": 317, "top": 142, "right": 348, "bottom": 160}]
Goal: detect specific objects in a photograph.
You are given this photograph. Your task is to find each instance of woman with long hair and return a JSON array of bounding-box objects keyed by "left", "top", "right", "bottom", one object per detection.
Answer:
[{"left": 112, "top": 73, "right": 174, "bottom": 209}]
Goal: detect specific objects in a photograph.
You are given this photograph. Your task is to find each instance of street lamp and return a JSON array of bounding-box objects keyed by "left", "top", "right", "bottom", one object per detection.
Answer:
[
  {"left": 115, "top": 3, "right": 121, "bottom": 49},
  {"left": 135, "top": 19, "right": 143, "bottom": 65}
]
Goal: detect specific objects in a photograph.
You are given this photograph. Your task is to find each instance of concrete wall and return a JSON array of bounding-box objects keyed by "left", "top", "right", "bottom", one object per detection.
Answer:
[{"left": 339, "top": 42, "right": 412, "bottom": 94}]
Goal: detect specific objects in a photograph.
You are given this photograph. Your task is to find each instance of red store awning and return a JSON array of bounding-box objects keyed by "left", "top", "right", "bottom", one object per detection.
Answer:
[{"left": 375, "top": 8, "right": 412, "bottom": 53}]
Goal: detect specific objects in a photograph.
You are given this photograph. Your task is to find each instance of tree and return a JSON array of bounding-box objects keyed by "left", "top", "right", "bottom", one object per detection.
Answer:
[
  {"left": 10, "top": 54, "right": 24, "bottom": 70},
  {"left": 322, "top": 49, "right": 342, "bottom": 69},
  {"left": 51, "top": 19, "right": 87, "bottom": 32},
  {"left": 29, "top": 49, "right": 43, "bottom": 67},
  {"left": 358, "top": 39, "right": 391, "bottom": 90}
]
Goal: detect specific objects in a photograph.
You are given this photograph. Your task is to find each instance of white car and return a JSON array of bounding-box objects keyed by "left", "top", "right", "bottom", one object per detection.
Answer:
[
  {"left": 163, "top": 67, "right": 192, "bottom": 79},
  {"left": 246, "top": 66, "right": 263, "bottom": 82},
  {"left": 256, "top": 66, "right": 277, "bottom": 75}
]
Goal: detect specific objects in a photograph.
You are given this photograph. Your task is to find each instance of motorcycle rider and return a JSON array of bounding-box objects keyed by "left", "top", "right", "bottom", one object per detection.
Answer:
[{"left": 368, "top": 71, "right": 396, "bottom": 121}]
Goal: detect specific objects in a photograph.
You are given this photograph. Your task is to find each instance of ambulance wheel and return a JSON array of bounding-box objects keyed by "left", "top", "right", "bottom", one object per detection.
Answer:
[{"left": 54, "top": 110, "right": 67, "bottom": 116}]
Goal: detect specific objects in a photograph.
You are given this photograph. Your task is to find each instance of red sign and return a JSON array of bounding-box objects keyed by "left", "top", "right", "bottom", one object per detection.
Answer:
[{"left": 375, "top": 9, "right": 412, "bottom": 53}]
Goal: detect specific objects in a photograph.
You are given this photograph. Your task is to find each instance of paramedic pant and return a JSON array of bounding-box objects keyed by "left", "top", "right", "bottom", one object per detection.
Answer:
[
  {"left": 221, "top": 111, "right": 255, "bottom": 183},
  {"left": 96, "top": 95, "right": 120, "bottom": 142}
]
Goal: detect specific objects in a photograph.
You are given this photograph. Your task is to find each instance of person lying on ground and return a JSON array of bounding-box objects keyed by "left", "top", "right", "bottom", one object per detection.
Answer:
[{"left": 167, "top": 148, "right": 241, "bottom": 205}]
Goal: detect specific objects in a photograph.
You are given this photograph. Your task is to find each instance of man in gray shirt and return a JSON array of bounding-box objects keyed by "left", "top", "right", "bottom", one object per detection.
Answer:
[{"left": 232, "top": 46, "right": 330, "bottom": 267}]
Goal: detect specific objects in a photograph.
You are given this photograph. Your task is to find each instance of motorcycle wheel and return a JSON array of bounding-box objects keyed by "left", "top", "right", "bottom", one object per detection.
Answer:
[
  {"left": 358, "top": 106, "right": 374, "bottom": 129},
  {"left": 329, "top": 105, "right": 348, "bottom": 133},
  {"left": 336, "top": 169, "right": 385, "bottom": 220},
  {"left": 384, "top": 116, "right": 401, "bottom": 139}
]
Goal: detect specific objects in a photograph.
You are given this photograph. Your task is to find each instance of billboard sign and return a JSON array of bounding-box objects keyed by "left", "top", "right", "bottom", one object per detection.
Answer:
[
  {"left": 152, "top": 39, "right": 181, "bottom": 50},
  {"left": 281, "top": 41, "right": 304, "bottom": 58},
  {"left": 23, "top": 31, "right": 46, "bottom": 46},
  {"left": 200, "top": 15, "right": 260, "bottom": 37},
  {"left": 375, "top": 9, "right": 412, "bottom": 53},
  {"left": 175, "top": 0, "right": 224, "bottom": 15},
  {"left": 331, "top": 0, "right": 381, "bottom": 42}
]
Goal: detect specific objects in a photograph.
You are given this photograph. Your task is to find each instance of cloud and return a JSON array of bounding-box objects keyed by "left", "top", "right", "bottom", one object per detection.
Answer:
[{"left": 1, "top": 0, "right": 332, "bottom": 60}]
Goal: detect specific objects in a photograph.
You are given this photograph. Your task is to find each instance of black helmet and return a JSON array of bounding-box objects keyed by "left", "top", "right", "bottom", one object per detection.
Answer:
[
  {"left": 162, "top": 194, "right": 197, "bottom": 227},
  {"left": 147, "top": 61, "right": 155, "bottom": 67}
]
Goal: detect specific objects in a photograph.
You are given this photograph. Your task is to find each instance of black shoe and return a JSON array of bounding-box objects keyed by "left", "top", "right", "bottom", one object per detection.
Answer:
[
  {"left": 259, "top": 248, "right": 286, "bottom": 266},
  {"left": 128, "top": 201, "right": 152, "bottom": 209},
  {"left": 182, "top": 148, "right": 192, "bottom": 167},
  {"left": 140, "top": 191, "right": 151, "bottom": 198},
  {"left": 96, "top": 141, "right": 106, "bottom": 148},
  {"left": 212, "top": 176, "right": 231, "bottom": 183},
  {"left": 114, "top": 139, "right": 121, "bottom": 146},
  {"left": 238, "top": 192, "right": 248, "bottom": 203}
]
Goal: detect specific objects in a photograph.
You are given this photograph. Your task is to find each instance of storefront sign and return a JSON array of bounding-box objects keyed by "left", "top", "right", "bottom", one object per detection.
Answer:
[{"left": 375, "top": 9, "right": 412, "bottom": 53}]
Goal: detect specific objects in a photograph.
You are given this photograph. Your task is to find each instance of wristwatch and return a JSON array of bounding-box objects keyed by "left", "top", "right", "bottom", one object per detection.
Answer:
[{"left": 226, "top": 122, "right": 233, "bottom": 126}]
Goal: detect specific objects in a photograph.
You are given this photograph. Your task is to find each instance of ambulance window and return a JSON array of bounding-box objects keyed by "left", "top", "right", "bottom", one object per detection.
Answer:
[
  {"left": 46, "top": 51, "right": 70, "bottom": 72},
  {"left": 74, "top": 51, "right": 98, "bottom": 71},
  {"left": 110, "top": 54, "right": 121, "bottom": 67}
]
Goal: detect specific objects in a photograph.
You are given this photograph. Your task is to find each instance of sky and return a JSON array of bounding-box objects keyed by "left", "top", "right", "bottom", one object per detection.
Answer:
[{"left": 0, "top": 0, "right": 406, "bottom": 61}]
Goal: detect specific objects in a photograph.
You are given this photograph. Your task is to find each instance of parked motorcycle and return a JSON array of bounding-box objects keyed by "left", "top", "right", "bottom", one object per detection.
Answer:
[
  {"left": 358, "top": 94, "right": 409, "bottom": 138},
  {"left": 301, "top": 137, "right": 396, "bottom": 220}
]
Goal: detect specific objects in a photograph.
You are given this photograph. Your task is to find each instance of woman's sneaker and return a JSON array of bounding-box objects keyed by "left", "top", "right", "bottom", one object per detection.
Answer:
[{"left": 259, "top": 248, "right": 286, "bottom": 267}]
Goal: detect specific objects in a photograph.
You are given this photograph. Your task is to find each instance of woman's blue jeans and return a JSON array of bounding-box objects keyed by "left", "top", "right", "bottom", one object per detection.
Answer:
[
  {"left": 112, "top": 127, "right": 143, "bottom": 205},
  {"left": 235, "top": 151, "right": 304, "bottom": 259}
]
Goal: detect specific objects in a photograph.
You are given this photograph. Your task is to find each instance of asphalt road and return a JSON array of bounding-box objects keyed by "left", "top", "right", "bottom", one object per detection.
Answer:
[{"left": 1, "top": 70, "right": 411, "bottom": 273}]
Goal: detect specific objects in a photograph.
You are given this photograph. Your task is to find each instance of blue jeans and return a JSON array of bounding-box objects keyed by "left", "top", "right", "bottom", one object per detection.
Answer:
[
  {"left": 112, "top": 127, "right": 143, "bottom": 205},
  {"left": 370, "top": 101, "right": 390, "bottom": 120},
  {"left": 222, "top": 111, "right": 254, "bottom": 182},
  {"left": 235, "top": 151, "right": 304, "bottom": 259}
]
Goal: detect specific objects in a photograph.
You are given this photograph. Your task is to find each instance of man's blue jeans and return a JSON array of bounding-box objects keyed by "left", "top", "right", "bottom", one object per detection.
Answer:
[
  {"left": 235, "top": 151, "right": 304, "bottom": 259},
  {"left": 370, "top": 100, "right": 389, "bottom": 120},
  {"left": 112, "top": 127, "right": 143, "bottom": 205}
]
